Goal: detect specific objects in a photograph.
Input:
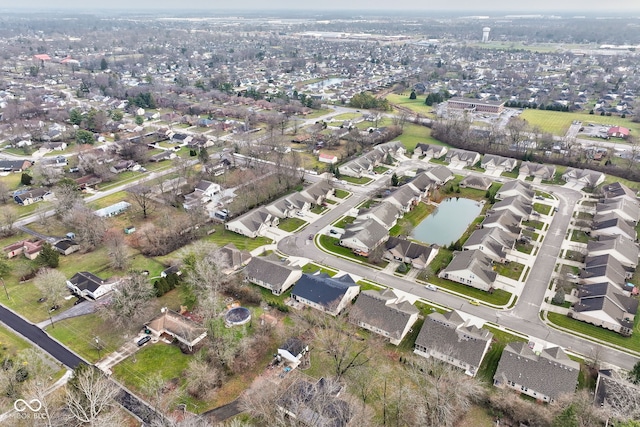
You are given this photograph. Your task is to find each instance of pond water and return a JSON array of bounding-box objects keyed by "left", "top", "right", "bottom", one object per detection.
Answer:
[
  {"left": 305, "top": 77, "right": 347, "bottom": 91},
  {"left": 411, "top": 198, "right": 483, "bottom": 246}
]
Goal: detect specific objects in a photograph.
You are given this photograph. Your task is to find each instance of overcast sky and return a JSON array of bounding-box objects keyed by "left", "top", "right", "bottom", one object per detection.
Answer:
[{"left": 5, "top": 0, "right": 640, "bottom": 13}]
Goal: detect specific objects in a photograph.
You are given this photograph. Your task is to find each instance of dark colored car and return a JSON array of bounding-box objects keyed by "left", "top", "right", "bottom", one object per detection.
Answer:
[{"left": 137, "top": 336, "right": 151, "bottom": 347}]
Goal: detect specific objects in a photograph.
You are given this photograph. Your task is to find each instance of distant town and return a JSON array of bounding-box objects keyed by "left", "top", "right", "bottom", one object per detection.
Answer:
[{"left": 0, "top": 10, "right": 639, "bottom": 427}]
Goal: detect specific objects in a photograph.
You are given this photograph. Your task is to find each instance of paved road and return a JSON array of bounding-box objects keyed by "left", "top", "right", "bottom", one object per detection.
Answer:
[
  {"left": 278, "top": 172, "right": 640, "bottom": 370},
  {"left": 0, "top": 305, "right": 83, "bottom": 369}
]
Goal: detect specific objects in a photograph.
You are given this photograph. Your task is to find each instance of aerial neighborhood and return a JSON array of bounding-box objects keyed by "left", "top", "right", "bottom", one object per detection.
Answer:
[{"left": 0, "top": 8, "right": 639, "bottom": 427}]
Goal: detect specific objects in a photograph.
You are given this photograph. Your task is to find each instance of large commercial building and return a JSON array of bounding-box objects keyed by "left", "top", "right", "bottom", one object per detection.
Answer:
[{"left": 447, "top": 97, "right": 505, "bottom": 114}]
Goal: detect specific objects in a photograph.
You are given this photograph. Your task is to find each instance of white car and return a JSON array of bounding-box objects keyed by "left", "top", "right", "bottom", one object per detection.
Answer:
[{"left": 425, "top": 284, "right": 437, "bottom": 291}]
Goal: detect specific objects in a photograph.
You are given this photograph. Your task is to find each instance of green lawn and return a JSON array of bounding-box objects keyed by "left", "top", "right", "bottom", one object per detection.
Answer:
[
  {"left": 340, "top": 175, "right": 372, "bottom": 185},
  {"left": 394, "top": 123, "right": 447, "bottom": 153},
  {"left": 0, "top": 324, "right": 31, "bottom": 356},
  {"left": 520, "top": 109, "right": 640, "bottom": 137},
  {"left": 87, "top": 191, "right": 130, "bottom": 210},
  {"left": 385, "top": 93, "right": 435, "bottom": 117},
  {"left": 278, "top": 217, "right": 306, "bottom": 232},
  {"left": 333, "top": 216, "right": 356, "bottom": 229},
  {"left": 477, "top": 326, "right": 528, "bottom": 384},
  {"left": 547, "top": 312, "right": 640, "bottom": 353},
  {"left": 47, "top": 313, "right": 127, "bottom": 363},
  {"left": 570, "top": 229, "right": 594, "bottom": 243},
  {"left": 0, "top": 172, "right": 24, "bottom": 191},
  {"left": 426, "top": 276, "right": 512, "bottom": 306},
  {"left": 310, "top": 205, "right": 327, "bottom": 214},
  {"left": 332, "top": 112, "right": 361, "bottom": 121},
  {"left": 302, "top": 263, "right": 337, "bottom": 277},
  {"left": 515, "top": 241, "right": 534, "bottom": 254},
  {"left": 373, "top": 165, "right": 389, "bottom": 174},
  {"left": 112, "top": 343, "right": 192, "bottom": 395},
  {"left": 333, "top": 189, "right": 349, "bottom": 199},
  {"left": 522, "top": 219, "right": 544, "bottom": 230},
  {"left": 532, "top": 203, "right": 552, "bottom": 215},
  {"left": 495, "top": 261, "right": 526, "bottom": 281},
  {"left": 389, "top": 202, "right": 435, "bottom": 236},
  {"left": 202, "top": 224, "right": 272, "bottom": 251}
]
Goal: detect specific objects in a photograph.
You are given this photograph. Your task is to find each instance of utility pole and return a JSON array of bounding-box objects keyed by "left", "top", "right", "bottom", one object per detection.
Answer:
[{"left": 0, "top": 278, "right": 8, "bottom": 300}]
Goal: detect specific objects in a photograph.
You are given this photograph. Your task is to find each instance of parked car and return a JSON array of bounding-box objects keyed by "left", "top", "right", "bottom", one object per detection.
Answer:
[{"left": 137, "top": 336, "right": 151, "bottom": 347}]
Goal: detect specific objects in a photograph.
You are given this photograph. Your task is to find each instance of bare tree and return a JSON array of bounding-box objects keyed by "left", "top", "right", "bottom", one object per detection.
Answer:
[
  {"left": 183, "top": 352, "right": 224, "bottom": 400},
  {"left": 33, "top": 268, "right": 68, "bottom": 308},
  {"left": 0, "top": 181, "right": 10, "bottom": 204},
  {"left": 101, "top": 272, "right": 155, "bottom": 329},
  {"left": 103, "top": 229, "right": 129, "bottom": 270},
  {"left": 33, "top": 162, "right": 64, "bottom": 187},
  {"left": 65, "top": 363, "right": 122, "bottom": 426},
  {"left": 180, "top": 242, "right": 229, "bottom": 320},
  {"left": 128, "top": 183, "right": 155, "bottom": 219},
  {"left": 0, "top": 206, "right": 18, "bottom": 238},
  {"left": 63, "top": 203, "right": 106, "bottom": 251},
  {"left": 53, "top": 180, "right": 82, "bottom": 218},
  {"left": 314, "top": 316, "right": 371, "bottom": 381},
  {"left": 22, "top": 349, "right": 65, "bottom": 427}
]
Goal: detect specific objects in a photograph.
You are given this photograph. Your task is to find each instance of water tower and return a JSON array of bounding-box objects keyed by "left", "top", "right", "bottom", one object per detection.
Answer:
[{"left": 482, "top": 27, "right": 491, "bottom": 43}]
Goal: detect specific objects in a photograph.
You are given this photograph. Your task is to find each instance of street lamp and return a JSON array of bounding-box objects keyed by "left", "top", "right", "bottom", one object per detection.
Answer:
[{"left": 94, "top": 337, "right": 102, "bottom": 359}]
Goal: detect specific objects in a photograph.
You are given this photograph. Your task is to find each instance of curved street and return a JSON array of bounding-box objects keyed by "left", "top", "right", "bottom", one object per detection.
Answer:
[{"left": 278, "top": 175, "right": 639, "bottom": 371}]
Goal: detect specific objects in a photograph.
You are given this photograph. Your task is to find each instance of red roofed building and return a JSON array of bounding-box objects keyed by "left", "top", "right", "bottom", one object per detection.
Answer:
[
  {"left": 608, "top": 126, "right": 630, "bottom": 139},
  {"left": 33, "top": 54, "right": 51, "bottom": 62},
  {"left": 318, "top": 152, "right": 338, "bottom": 164}
]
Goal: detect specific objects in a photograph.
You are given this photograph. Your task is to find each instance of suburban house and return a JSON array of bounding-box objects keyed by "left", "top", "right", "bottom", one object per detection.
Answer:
[
  {"left": 109, "top": 159, "right": 138, "bottom": 174},
  {"left": 244, "top": 256, "right": 302, "bottom": 295},
  {"left": 383, "top": 236, "right": 438, "bottom": 269},
  {"left": 445, "top": 148, "right": 481, "bottom": 168},
  {"left": 225, "top": 207, "right": 279, "bottom": 238},
  {"left": 463, "top": 227, "right": 515, "bottom": 263},
  {"left": 607, "top": 126, "right": 630, "bottom": 139},
  {"left": 146, "top": 307, "right": 207, "bottom": 352},
  {"left": 339, "top": 150, "right": 383, "bottom": 178},
  {"left": 580, "top": 254, "right": 630, "bottom": 290},
  {"left": 424, "top": 165, "right": 454, "bottom": 185},
  {"left": 291, "top": 273, "right": 360, "bottom": 316},
  {"left": 459, "top": 175, "right": 492, "bottom": 191},
  {"left": 149, "top": 151, "right": 177, "bottom": 163},
  {"left": 490, "top": 195, "right": 533, "bottom": 220},
  {"left": 519, "top": 162, "right": 556, "bottom": 181},
  {"left": 495, "top": 180, "right": 534, "bottom": 200},
  {"left": 13, "top": 188, "right": 53, "bottom": 206},
  {"left": 493, "top": 343, "right": 580, "bottom": 403},
  {"left": 276, "top": 378, "right": 351, "bottom": 427},
  {"left": 481, "top": 154, "right": 517, "bottom": 172},
  {"left": 570, "top": 282, "right": 638, "bottom": 336},
  {"left": 482, "top": 209, "right": 523, "bottom": 235},
  {"left": 376, "top": 140, "right": 406, "bottom": 159},
  {"left": 413, "top": 143, "right": 447, "bottom": 160},
  {"left": 219, "top": 243, "right": 252, "bottom": 271},
  {"left": 596, "top": 198, "right": 640, "bottom": 224},
  {"left": 414, "top": 310, "right": 493, "bottom": 377},
  {"left": 53, "top": 239, "right": 80, "bottom": 256},
  {"left": 318, "top": 152, "right": 338, "bottom": 164},
  {"left": 3, "top": 239, "right": 43, "bottom": 260},
  {"left": 406, "top": 172, "right": 435, "bottom": 195},
  {"left": 339, "top": 219, "right": 389, "bottom": 256},
  {"left": 439, "top": 249, "right": 497, "bottom": 292},
  {"left": 601, "top": 182, "right": 637, "bottom": 204},
  {"left": 300, "top": 180, "right": 334, "bottom": 205},
  {"left": 586, "top": 235, "right": 639, "bottom": 269},
  {"left": 94, "top": 201, "right": 131, "bottom": 218},
  {"left": 0, "top": 159, "right": 32, "bottom": 172},
  {"left": 591, "top": 212, "right": 637, "bottom": 241},
  {"left": 562, "top": 168, "right": 605, "bottom": 188},
  {"left": 359, "top": 201, "right": 402, "bottom": 230},
  {"left": 183, "top": 180, "right": 221, "bottom": 210},
  {"left": 385, "top": 185, "right": 421, "bottom": 213},
  {"left": 66, "top": 271, "right": 117, "bottom": 300},
  {"left": 349, "top": 289, "right": 419, "bottom": 345},
  {"left": 277, "top": 337, "right": 308, "bottom": 369}
]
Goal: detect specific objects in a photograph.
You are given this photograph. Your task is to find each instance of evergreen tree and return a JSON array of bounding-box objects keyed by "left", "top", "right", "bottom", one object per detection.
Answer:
[{"left": 36, "top": 243, "right": 60, "bottom": 268}]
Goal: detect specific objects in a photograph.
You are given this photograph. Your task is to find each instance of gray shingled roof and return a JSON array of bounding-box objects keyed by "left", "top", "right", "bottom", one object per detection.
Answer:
[
  {"left": 341, "top": 219, "right": 389, "bottom": 249},
  {"left": 496, "top": 180, "right": 534, "bottom": 200},
  {"left": 492, "top": 195, "right": 533, "bottom": 217},
  {"left": 519, "top": 162, "right": 556, "bottom": 179},
  {"left": 494, "top": 343, "right": 579, "bottom": 400},
  {"left": 602, "top": 182, "right": 637, "bottom": 201},
  {"left": 587, "top": 235, "right": 639, "bottom": 268},
  {"left": 245, "top": 256, "right": 301, "bottom": 289},
  {"left": 349, "top": 289, "right": 418, "bottom": 341},
  {"left": 596, "top": 198, "right": 640, "bottom": 223},
  {"left": 443, "top": 249, "right": 497, "bottom": 285},
  {"left": 482, "top": 210, "right": 522, "bottom": 235},
  {"left": 415, "top": 311, "right": 493, "bottom": 368},
  {"left": 463, "top": 227, "right": 514, "bottom": 261},
  {"left": 460, "top": 175, "right": 493, "bottom": 190},
  {"left": 68, "top": 271, "right": 106, "bottom": 293}
]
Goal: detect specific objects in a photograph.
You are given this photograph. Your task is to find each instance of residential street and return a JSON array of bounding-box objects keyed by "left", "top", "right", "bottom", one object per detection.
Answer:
[{"left": 277, "top": 175, "right": 640, "bottom": 371}]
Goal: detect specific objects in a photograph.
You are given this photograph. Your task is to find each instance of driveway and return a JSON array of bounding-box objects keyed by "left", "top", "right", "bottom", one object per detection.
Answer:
[{"left": 36, "top": 299, "right": 99, "bottom": 329}]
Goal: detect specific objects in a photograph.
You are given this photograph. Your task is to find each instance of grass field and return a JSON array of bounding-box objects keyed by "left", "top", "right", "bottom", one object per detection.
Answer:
[
  {"left": 547, "top": 312, "right": 640, "bottom": 353},
  {"left": 395, "top": 123, "right": 448, "bottom": 153},
  {"left": 385, "top": 93, "right": 435, "bottom": 116},
  {"left": 495, "top": 261, "right": 526, "bottom": 281},
  {"left": 278, "top": 217, "right": 306, "bottom": 232},
  {"left": 202, "top": 224, "right": 272, "bottom": 251},
  {"left": 427, "top": 276, "right": 512, "bottom": 306},
  {"left": 340, "top": 175, "right": 372, "bottom": 185},
  {"left": 334, "top": 189, "right": 349, "bottom": 199},
  {"left": 520, "top": 109, "right": 640, "bottom": 137}
]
